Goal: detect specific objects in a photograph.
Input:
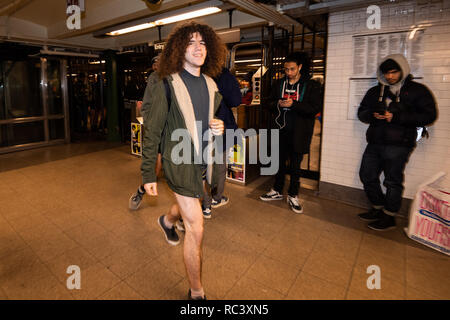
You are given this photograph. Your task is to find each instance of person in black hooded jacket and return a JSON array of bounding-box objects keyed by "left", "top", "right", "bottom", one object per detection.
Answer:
[
  {"left": 357, "top": 54, "right": 437, "bottom": 231},
  {"left": 260, "top": 52, "right": 322, "bottom": 214}
]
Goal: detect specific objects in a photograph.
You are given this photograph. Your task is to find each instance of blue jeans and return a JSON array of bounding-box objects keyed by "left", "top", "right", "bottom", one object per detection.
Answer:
[{"left": 359, "top": 144, "right": 413, "bottom": 214}]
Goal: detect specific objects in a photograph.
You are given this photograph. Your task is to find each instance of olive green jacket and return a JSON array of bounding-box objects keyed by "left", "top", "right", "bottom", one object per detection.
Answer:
[{"left": 141, "top": 72, "right": 223, "bottom": 198}]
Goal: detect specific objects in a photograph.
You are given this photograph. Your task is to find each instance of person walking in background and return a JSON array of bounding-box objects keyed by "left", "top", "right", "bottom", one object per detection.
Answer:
[
  {"left": 202, "top": 67, "right": 241, "bottom": 218},
  {"left": 129, "top": 54, "right": 162, "bottom": 210},
  {"left": 357, "top": 54, "right": 437, "bottom": 231}
]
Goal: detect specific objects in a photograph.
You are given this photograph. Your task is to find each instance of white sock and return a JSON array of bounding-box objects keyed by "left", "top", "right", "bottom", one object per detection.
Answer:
[{"left": 163, "top": 215, "right": 173, "bottom": 229}]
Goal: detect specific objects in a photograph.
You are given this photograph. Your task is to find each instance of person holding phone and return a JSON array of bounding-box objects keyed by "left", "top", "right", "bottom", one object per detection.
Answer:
[
  {"left": 357, "top": 54, "right": 437, "bottom": 231},
  {"left": 260, "top": 52, "right": 322, "bottom": 213}
]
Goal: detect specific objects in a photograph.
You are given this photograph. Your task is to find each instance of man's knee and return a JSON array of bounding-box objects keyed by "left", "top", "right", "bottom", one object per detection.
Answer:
[
  {"left": 383, "top": 178, "right": 404, "bottom": 190},
  {"left": 185, "top": 220, "right": 204, "bottom": 242},
  {"left": 359, "top": 163, "right": 374, "bottom": 184}
]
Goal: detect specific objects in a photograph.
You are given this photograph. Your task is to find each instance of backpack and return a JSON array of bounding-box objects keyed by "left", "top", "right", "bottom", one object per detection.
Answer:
[{"left": 163, "top": 78, "right": 171, "bottom": 109}]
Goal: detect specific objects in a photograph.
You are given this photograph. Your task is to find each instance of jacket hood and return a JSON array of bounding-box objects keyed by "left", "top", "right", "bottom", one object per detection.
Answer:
[{"left": 377, "top": 54, "right": 410, "bottom": 86}]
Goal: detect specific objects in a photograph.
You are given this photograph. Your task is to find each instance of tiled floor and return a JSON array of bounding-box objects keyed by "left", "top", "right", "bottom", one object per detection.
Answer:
[{"left": 0, "top": 142, "right": 449, "bottom": 300}]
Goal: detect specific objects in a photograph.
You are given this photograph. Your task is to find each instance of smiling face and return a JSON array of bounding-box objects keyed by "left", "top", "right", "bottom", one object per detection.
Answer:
[{"left": 184, "top": 32, "right": 207, "bottom": 73}]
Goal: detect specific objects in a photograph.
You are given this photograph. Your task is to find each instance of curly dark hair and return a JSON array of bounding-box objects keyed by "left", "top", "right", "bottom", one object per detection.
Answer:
[{"left": 158, "top": 21, "right": 227, "bottom": 79}]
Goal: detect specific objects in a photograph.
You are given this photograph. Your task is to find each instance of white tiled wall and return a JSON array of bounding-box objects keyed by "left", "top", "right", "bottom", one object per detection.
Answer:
[{"left": 321, "top": 0, "right": 450, "bottom": 199}]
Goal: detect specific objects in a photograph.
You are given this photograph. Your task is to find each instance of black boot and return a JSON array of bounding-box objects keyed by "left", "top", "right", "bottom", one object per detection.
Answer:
[
  {"left": 358, "top": 207, "right": 383, "bottom": 222},
  {"left": 368, "top": 212, "right": 396, "bottom": 231}
]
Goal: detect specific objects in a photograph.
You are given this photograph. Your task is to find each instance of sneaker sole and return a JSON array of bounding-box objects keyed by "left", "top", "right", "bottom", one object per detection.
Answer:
[
  {"left": 290, "top": 207, "right": 303, "bottom": 214},
  {"left": 260, "top": 196, "right": 283, "bottom": 201},
  {"left": 367, "top": 224, "right": 396, "bottom": 232},
  {"left": 203, "top": 214, "right": 212, "bottom": 219},
  {"left": 358, "top": 216, "right": 379, "bottom": 222},
  {"left": 157, "top": 217, "right": 180, "bottom": 246},
  {"left": 211, "top": 200, "right": 229, "bottom": 208}
]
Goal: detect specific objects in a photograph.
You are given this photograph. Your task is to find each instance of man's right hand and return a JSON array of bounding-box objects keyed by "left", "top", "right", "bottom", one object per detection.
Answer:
[
  {"left": 372, "top": 101, "right": 386, "bottom": 115},
  {"left": 144, "top": 182, "right": 158, "bottom": 196}
]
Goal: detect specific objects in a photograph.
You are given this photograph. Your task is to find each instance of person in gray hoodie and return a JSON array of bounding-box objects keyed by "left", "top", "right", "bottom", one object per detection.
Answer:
[{"left": 357, "top": 54, "right": 437, "bottom": 231}]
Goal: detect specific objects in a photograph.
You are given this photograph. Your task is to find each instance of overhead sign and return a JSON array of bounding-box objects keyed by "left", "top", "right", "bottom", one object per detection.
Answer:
[
  {"left": 153, "top": 41, "right": 166, "bottom": 51},
  {"left": 66, "top": 0, "right": 85, "bottom": 12}
]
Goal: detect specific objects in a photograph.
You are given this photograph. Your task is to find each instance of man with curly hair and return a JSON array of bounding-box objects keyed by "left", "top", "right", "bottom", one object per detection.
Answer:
[{"left": 141, "top": 22, "right": 226, "bottom": 300}]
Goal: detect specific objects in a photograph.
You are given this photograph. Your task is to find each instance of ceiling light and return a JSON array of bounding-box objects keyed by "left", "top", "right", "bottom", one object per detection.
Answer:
[
  {"left": 106, "top": 23, "right": 156, "bottom": 36},
  {"left": 235, "top": 58, "right": 261, "bottom": 63},
  {"left": 106, "top": 7, "right": 221, "bottom": 36},
  {"left": 154, "top": 7, "right": 221, "bottom": 25}
]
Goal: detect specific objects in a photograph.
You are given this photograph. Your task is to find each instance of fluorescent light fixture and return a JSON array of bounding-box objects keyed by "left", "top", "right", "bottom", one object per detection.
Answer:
[
  {"left": 106, "top": 23, "right": 155, "bottom": 36},
  {"left": 88, "top": 60, "right": 105, "bottom": 64},
  {"left": 235, "top": 59, "right": 261, "bottom": 63},
  {"left": 106, "top": 7, "right": 221, "bottom": 36}
]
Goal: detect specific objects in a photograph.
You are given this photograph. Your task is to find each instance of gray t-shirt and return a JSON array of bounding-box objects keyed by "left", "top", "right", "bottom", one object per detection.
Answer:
[{"left": 179, "top": 69, "right": 210, "bottom": 159}]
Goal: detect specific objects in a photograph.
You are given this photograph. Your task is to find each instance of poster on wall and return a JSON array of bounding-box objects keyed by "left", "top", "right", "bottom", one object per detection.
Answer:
[
  {"left": 131, "top": 123, "right": 142, "bottom": 156},
  {"left": 352, "top": 30, "right": 424, "bottom": 78},
  {"left": 349, "top": 30, "right": 424, "bottom": 119},
  {"left": 226, "top": 138, "right": 246, "bottom": 183}
]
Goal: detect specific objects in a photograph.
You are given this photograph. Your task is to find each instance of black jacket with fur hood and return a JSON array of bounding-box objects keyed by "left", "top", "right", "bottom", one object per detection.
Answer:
[{"left": 358, "top": 54, "right": 437, "bottom": 147}]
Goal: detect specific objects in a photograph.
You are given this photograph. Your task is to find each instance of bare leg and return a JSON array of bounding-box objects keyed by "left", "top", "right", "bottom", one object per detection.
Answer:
[
  {"left": 164, "top": 203, "right": 180, "bottom": 228},
  {"left": 174, "top": 192, "right": 204, "bottom": 296}
]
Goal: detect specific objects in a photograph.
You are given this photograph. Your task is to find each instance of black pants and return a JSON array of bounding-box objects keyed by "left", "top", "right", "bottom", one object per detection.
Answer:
[
  {"left": 359, "top": 144, "right": 413, "bottom": 214},
  {"left": 273, "top": 135, "right": 304, "bottom": 197}
]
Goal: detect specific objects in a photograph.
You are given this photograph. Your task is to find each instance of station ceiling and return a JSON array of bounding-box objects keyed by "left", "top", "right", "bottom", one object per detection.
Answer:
[{"left": 0, "top": 0, "right": 405, "bottom": 51}]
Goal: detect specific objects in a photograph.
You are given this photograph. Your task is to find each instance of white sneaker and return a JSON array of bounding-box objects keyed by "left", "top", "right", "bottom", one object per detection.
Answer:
[
  {"left": 176, "top": 219, "right": 185, "bottom": 232},
  {"left": 287, "top": 195, "right": 303, "bottom": 214},
  {"left": 203, "top": 207, "right": 212, "bottom": 219},
  {"left": 260, "top": 189, "right": 283, "bottom": 201},
  {"left": 211, "top": 196, "right": 229, "bottom": 208}
]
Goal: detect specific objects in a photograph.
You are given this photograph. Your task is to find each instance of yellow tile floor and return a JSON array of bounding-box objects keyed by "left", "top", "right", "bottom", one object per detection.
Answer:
[{"left": 0, "top": 142, "right": 449, "bottom": 300}]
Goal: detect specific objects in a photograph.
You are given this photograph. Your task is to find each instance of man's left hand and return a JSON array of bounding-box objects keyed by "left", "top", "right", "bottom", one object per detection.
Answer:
[{"left": 210, "top": 119, "right": 224, "bottom": 136}]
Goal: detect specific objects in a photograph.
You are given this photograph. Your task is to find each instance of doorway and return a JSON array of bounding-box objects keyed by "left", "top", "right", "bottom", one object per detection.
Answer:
[{"left": 0, "top": 43, "right": 70, "bottom": 154}]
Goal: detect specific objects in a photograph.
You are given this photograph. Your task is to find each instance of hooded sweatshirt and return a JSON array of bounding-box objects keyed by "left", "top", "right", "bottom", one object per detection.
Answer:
[
  {"left": 377, "top": 54, "right": 410, "bottom": 105},
  {"left": 357, "top": 54, "right": 437, "bottom": 147}
]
